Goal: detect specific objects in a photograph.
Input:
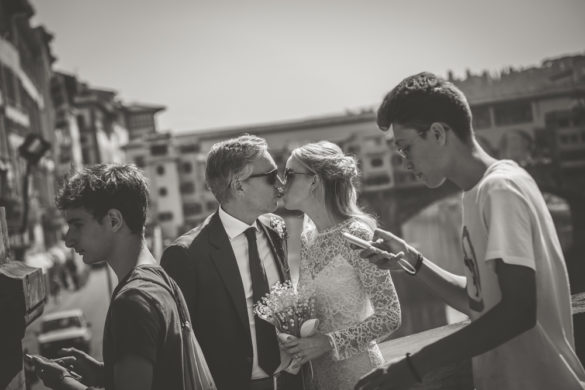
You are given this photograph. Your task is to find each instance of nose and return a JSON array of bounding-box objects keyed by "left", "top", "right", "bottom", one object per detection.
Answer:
[
  {"left": 63, "top": 229, "right": 74, "bottom": 248},
  {"left": 276, "top": 174, "right": 285, "bottom": 186}
]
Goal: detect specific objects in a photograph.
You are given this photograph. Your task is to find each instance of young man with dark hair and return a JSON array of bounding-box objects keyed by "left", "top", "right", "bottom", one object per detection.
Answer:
[
  {"left": 356, "top": 72, "right": 585, "bottom": 390},
  {"left": 30, "top": 164, "right": 206, "bottom": 390}
]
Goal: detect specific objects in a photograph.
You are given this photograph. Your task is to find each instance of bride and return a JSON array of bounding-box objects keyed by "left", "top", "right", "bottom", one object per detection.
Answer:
[{"left": 280, "top": 141, "right": 401, "bottom": 389}]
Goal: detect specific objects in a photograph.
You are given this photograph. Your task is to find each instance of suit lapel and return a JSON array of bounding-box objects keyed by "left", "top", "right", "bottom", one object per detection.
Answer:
[
  {"left": 207, "top": 213, "right": 250, "bottom": 332},
  {"left": 259, "top": 221, "right": 290, "bottom": 282}
]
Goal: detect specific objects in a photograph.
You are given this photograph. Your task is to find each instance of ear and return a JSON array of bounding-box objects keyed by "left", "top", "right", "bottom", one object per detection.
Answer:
[
  {"left": 234, "top": 177, "right": 243, "bottom": 191},
  {"left": 430, "top": 122, "right": 448, "bottom": 145},
  {"left": 229, "top": 177, "right": 245, "bottom": 200},
  {"left": 310, "top": 174, "right": 320, "bottom": 195},
  {"left": 106, "top": 209, "right": 124, "bottom": 232}
]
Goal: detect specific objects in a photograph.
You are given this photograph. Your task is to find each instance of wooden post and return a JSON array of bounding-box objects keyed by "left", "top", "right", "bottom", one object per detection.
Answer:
[{"left": 0, "top": 207, "right": 48, "bottom": 390}]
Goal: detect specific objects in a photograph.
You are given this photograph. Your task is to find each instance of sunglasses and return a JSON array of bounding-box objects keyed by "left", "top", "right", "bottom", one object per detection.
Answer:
[
  {"left": 283, "top": 168, "right": 313, "bottom": 184},
  {"left": 247, "top": 169, "right": 281, "bottom": 185}
]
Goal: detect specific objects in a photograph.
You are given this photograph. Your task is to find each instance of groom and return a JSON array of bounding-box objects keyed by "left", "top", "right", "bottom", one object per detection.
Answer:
[{"left": 161, "top": 135, "right": 299, "bottom": 390}]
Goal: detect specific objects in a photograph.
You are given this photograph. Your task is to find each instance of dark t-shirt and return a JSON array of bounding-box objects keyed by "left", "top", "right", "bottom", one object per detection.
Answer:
[{"left": 102, "top": 264, "right": 183, "bottom": 390}]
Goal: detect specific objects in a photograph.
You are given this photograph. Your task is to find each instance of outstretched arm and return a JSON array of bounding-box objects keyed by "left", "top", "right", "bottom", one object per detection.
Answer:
[{"left": 361, "top": 228, "right": 469, "bottom": 315}]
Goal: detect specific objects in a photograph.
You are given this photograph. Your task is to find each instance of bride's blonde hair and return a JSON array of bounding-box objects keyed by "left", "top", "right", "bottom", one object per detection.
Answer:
[{"left": 291, "top": 141, "right": 376, "bottom": 230}]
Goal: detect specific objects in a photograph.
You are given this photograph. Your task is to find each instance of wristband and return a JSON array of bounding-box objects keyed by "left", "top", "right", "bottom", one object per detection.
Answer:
[
  {"left": 412, "top": 252, "right": 424, "bottom": 275},
  {"left": 405, "top": 353, "right": 422, "bottom": 383}
]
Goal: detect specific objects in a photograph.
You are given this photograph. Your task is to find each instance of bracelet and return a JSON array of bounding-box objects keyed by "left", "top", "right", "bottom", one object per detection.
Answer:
[
  {"left": 412, "top": 252, "right": 424, "bottom": 275},
  {"left": 405, "top": 353, "right": 422, "bottom": 383}
]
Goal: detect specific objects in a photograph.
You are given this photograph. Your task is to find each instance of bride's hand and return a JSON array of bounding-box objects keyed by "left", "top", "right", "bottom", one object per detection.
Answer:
[{"left": 282, "top": 333, "right": 332, "bottom": 365}]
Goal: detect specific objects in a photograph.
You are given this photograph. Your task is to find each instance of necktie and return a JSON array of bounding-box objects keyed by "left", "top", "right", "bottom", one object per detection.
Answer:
[{"left": 244, "top": 227, "right": 280, "bottom": 375}]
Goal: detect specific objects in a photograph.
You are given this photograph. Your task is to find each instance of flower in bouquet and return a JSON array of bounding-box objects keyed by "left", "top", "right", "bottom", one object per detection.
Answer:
[
  {"left": 255, "top": 281, "right": 318, "bottom": 377},
  {"left": 254, "top": 280, "right": 317, "bottom": 338}
]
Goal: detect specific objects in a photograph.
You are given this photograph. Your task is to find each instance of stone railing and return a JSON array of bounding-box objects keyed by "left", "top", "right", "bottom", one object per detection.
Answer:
[{"left": 378, "top": 295, "right": 585, "bottom": 389}]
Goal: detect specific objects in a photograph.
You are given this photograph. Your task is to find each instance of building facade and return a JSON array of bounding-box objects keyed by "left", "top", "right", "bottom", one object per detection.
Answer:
[{"left": 0, "top": 0, "right": 58, "bottom": 255}]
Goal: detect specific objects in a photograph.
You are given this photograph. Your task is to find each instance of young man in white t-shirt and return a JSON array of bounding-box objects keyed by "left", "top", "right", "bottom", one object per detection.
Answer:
[{"left": 355, "top": 72, "right": 585, "bottom": 390}]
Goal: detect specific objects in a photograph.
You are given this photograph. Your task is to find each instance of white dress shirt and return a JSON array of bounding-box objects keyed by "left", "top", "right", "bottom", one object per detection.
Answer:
[{"left": 218, "top": 207, "right": 282, "bottom": 379}]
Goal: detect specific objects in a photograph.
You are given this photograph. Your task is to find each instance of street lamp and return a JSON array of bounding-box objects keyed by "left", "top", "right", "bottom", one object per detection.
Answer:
[{"left": 18, "top": 134, "right": 50, "bottom": 235}]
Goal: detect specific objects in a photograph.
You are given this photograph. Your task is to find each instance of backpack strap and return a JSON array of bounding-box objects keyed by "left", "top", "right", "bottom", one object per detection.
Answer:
[{"left": 119, "top": 273, "right": 191, "bottom": 327}]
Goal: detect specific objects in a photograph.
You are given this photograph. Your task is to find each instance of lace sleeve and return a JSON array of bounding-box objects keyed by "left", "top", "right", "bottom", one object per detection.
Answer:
[
  {"left": 327, "top": 222, "right": 402, "bottom": 361},
  {"left": 297, "top": 231, "right": 312, "bottom": 289}
]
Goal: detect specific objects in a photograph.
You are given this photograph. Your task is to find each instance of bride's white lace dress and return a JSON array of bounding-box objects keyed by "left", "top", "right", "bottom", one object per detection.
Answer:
[{"left": 299, "top": 218, "right": 401, "bottom": 390}]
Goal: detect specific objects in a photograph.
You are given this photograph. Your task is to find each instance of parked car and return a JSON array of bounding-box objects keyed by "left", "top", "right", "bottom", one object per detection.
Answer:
[{"left": 37, "top": 309, "right": 92, "bottom": 357}]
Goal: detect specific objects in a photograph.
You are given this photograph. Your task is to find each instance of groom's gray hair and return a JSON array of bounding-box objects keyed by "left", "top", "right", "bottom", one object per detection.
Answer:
[{"left": 205, "top": 134, "right": 268, "bottom": 203}]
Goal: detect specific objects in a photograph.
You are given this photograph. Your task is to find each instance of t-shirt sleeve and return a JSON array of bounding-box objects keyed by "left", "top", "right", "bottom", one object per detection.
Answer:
[
  {"left": 109, "top": 290, "right": 163, "bottom": 364},
  {"left": 482, "top": 187, "right": 535, "bottom": 269}
]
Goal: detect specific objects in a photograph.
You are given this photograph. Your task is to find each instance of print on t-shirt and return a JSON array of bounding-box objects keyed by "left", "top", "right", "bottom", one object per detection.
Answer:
[{"left": 462, "top": 226, "right": 484, "bottom": 312}]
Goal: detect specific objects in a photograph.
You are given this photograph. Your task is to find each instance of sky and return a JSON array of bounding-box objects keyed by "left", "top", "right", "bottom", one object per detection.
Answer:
[{"left": 30, "top": 0, "right": 585, "bottom": 134}]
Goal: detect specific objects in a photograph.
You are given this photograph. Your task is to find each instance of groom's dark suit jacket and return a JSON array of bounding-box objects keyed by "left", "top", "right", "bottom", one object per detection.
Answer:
[{"left": 161, "top": 211, "right": 291, "bottom": 390}]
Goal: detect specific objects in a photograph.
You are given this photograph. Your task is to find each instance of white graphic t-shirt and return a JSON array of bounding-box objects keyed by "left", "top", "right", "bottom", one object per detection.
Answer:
[{"left": 462, "top": 160, "right": 585, "bottom": 390}]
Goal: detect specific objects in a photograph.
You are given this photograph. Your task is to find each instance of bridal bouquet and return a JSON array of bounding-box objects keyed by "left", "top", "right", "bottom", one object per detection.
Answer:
[{"left": 254, "top": 281, "right": 318, "bottom": 374}]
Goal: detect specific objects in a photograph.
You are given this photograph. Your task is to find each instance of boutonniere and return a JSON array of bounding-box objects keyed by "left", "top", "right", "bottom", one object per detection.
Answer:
[{"left": 270, "top": 216, "right": 288, "bottom": 240}]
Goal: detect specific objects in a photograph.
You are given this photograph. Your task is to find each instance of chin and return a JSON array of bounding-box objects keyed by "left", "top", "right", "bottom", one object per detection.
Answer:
[{"left": 424, "top": 177, "right": 447, "bottom": 189}]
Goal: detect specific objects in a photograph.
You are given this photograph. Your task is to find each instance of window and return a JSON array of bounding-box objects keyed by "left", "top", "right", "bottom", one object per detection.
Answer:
[
  {"left": 130, "top": 113, "right": 152, "bottom": 128},
  {"left": 76, "top": 114, "right": 86, "bottom": 131},
  {"left": 182, "top": 162, "right": 192, "bottom": 173},
  {"left": 158, "top": 212, "right": 173, "bottom": 222},
  {"left": 134, "top": 156, "right": 145, "bottom": 168},
  {"left": 156, "top": 165, "right": 165, "bottom": 175},
  {"left": 363, "top": 175, "right": 391, "bottom": 186},
  {"left": 150, "top": 144, "right": 168, "bottom": 156},
  {"left": 557, "top": 117, "right": 570, "bottom": 128},
  {"left": 370, "top": 157, "right": 384, "bottom": 168},
  {"left": 471, "top": 106, "right": 492, "bottom": 129},
  {"left": 180, "top": 182, "right": 195, "bottom": 194},
  {"left": 560, "top": 149, "right": 585, "bottom": 160},
  {"left": 159, "top": 187, "right": 167, "bottom": 197},
  {"left": 183, "top": 202, "right": 203, "bottom": 216},
  {"left": 347, "top": 146, "right": 360, "bottom": 155},
  {"left": 493, "top": 101, "right": 533, "bottom": 126},
  {"left": 180, "top": 144, "right": 200, "bottom": 153}
]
